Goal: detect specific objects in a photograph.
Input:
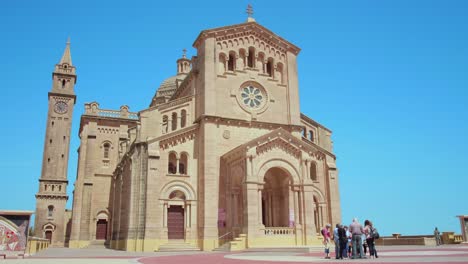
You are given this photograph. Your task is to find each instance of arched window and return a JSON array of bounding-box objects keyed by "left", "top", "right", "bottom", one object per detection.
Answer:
[
  {"left": 228, "top": 52, "right": 235, "bottom": 71},
  {"left": 179, "top": 153, "right": 188, "bottom": 175},
  {"left": 266, "top": 58, "right": 274, "bottom": 77},
  {"left": 168, "top": 152, "right": 177, "bottom": 174},
  {"left": 309, "top": 130, "right": 314, "bottom": 142},
  {"left": 62, "top": 79, "right": 66, "bottom": 88},
  {"left": 103, "top": 143, "right": 110, "bottom": 159},
  {"left": 276, "top": 62, "right": 285, "bottom": 84},
  {"left": 248, "top": 47, "right": 255, "bottom": 68},
  {"left": 162, "top": 115, "right": 168, "bottom": 133},
  {"left": 257, "top": 52, "right": 265, "bottom": 73},
  {"left": 48, "top": 205, "right": 54, "bottom": 217},
  {"left": 310, "top": 162, "right": 318, "bottom": 181},
  {"left": 171, "top": 112, "right": 178, "bottom": 131},
  {"left": 302, "top": 128, "right": 307, "bottom": 138},
  {"left": 218, "top": 53, "right": 226, "bottom": 74},
  {"left": 180, "top": 109, "right": 187, "bottom": 128}
]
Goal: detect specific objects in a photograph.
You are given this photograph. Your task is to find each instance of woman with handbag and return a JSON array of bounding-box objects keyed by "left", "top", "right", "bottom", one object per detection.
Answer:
[{"left": 364, "top": 220, "right": 379, "bottom": 258}]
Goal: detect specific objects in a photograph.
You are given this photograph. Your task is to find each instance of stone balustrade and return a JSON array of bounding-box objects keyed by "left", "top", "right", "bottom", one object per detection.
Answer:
[
  {"left": 263, "top": 227, "right": 295, "bottom": 235},
  {"left": 26, "top": 237, "right": 50, "bottom": 255},
  {"left": 84, "top": 102, "right": 138, "bottom": 120}
]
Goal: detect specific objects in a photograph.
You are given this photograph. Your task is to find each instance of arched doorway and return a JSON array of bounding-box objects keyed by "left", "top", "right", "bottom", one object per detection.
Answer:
[
  {"left": 167, "top": 190, "right": 185, "bottom": 240},
  {"left": 45, "top": 230, "right": 52, "bottom": 243},
  {"left": 262, "top": 167, "right": 292, "bottom": 227},
  {"left": 95, "top": 212, "right": 109, "bottom": 240}
]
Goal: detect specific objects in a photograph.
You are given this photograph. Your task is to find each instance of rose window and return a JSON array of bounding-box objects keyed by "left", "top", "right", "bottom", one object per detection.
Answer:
[{"left": 241, "top": 86, "right": 264, "bottom": 108}]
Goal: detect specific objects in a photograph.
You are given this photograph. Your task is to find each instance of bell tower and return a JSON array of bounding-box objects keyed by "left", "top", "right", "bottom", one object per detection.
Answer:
[{"left": 34, "top": 38, "right": 77, "bottom": 246}]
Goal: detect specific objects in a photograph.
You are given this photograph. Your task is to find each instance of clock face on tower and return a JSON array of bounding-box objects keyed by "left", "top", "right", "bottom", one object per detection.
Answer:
[{"left": 54, "top": 101, "right": 68, "bottom": 114}]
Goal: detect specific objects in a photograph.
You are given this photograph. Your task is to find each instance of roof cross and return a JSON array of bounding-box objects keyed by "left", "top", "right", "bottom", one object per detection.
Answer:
[
  {"left": 246, "top": 4, "right": 253, "bottom": 18},
  {"left": 182, "top": 48, "right": 187, "bottom": 58}
]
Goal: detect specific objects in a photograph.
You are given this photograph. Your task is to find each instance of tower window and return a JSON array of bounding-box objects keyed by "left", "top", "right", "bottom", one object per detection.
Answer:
[
  {"left": 47, "top": 158, "right": 50, "bottom": 163},
  {"left": 48, "top": 205, "right": 54, "bottom": 217},
  {"left": 62, "top": 79, "right": 66, "bottom": 88},
  {"left": 248, "top": 47, "right": 255, "bottom": 68},
  {"left": 103, "top": 143, "right": 110, "bottom": 159},
  {"left": 266, "top": 59, "right": 273, "bottom": 77},
  {"left": 228, "top": 53, "right": 235, "bottom": 71},
  {"left": 49, "top": 139, "right": 52, "bottom": 144},
  {"left": 62, "top": 154, "right": 64, "bottom": 158},
  {"left": 51, "top": 121, "right": 54, "bottom": 126},
  {"left": 309, "top": 130, "right": 314, "bottom": 142},
  {"left": 63, "top": 136, "right": 66, "bottom": 141}
]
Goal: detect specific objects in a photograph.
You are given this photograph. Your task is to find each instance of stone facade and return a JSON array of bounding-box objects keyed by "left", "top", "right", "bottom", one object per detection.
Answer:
[{"left": 36, "top": 17, "right": 341, "bottom": 251}]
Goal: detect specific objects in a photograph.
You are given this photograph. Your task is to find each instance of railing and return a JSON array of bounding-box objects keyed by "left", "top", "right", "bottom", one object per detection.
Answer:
[
  {"left": 263, "top": 227, "right": 295, "bottom": 236},
  {"left": 454, "top": 234, "right": 464, "bottom": 243},
  {"left": 84, "top": 102, "right": 139, "bottom": 120},
  {"left": 218, "top": 232, "right": 233, "bottom": 247}
]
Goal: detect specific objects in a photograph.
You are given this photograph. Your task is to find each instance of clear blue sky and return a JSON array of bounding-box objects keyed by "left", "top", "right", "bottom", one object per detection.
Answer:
[{"left": 1, "top": 0, "right": 467, "bottom": 236}]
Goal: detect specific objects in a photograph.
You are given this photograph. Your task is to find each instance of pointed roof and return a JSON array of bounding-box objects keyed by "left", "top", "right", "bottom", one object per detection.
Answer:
[
  {"left": 59, "top": 37, "right": 73, "bottom": 66},
  {"left": 192, "top": 21, "right": 301, "bottom": 55}
]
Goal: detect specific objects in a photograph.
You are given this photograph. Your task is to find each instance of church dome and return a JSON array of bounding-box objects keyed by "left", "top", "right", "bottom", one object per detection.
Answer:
[{"left": 150, "top": 74, "right": 187, "bottom": 106}]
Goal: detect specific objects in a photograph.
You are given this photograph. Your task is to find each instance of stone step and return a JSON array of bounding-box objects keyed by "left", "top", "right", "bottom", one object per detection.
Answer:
[
  {"left": 158, "top": 241, "right": 200, "bottom": 252},
  {"left": 213, "top": 242, "right": 231, "bottom": 252},
  {"left": 245, "top": 246, "right": 320, "bottom": 253}
]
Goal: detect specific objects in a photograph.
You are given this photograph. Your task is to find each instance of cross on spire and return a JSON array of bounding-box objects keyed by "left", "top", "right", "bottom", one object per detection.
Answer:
[
  {"left": 246, "top": 4, "right": 253, "bottom": 17},
  {"left": 182, "top": 48, "right": 187, "bottom": 58},
  {"left": 246, "top": 4, "right": 255, "bottom": 22}
]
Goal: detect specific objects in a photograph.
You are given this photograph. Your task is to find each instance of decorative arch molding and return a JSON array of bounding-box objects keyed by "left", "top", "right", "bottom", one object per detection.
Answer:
[
  {"left": 159, "top": 180, "right": 196, "bottom": 201},
  {"left": 95, "top": 209, "right": 110, "bottom": 220},
  {"left": 256, "top": 158, "right": 300, "bottom": 184},
  {"left": 311, "top": 187, "right": 326, "bottom": 203},
  {"left": 42, "top": 222, "right": 56, "bottom": 231}
]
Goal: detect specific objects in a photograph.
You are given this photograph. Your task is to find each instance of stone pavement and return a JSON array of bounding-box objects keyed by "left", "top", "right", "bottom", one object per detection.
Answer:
[{"left": 1, "top": 244, "right": 467, "bottom": 264}]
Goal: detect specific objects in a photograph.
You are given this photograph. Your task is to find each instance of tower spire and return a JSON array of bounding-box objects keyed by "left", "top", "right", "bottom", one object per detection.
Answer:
[{"left": 59, "top": 37, "right": 73, "bottom": 66}]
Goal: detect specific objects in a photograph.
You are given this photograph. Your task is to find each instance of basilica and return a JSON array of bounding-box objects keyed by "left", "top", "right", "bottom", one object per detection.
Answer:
[{"left": 34, "top": 13, "right": 341, "bottom": 251}]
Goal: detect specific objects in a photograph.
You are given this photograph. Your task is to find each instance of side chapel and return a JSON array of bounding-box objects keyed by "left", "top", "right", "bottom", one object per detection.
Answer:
[{"left": 34, "top": 10, "right": 341, "bottom": 251}]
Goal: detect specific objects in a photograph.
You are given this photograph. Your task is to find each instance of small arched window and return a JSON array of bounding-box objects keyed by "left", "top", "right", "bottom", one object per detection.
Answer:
[
  {"left": 218, "top": 54, "right": 227, "bottom": 74},
  {"left": 181, "top": 109, "right": 187, "bottom": 128},
  {"left": 62, "top": 79, "right": 66, "bottom": 88},
  {"left": 266, "top": 58, "right": 273, "bottom": 77},
  {"left": 248, "top": 47, "right": 255, "bottom": 68},
  {"left": 103, "top": 143, "right": 110, "bottom": 159},
  {"left": 310, "top": 162, "right": 318, "bottom": 181},
  {"left": 168, "top": 152, "right": 177, "bottom": 174},
  {"left": 179, "top": 153, "right": 188, "bottom": 175},
  {"left": 171, "top": 112, "right": 178, "bottom": 131},
  {"left": 48, "top": 205, "right": 54, "bottom": 217},
  {"left": 228, "top": 52, "right": 235, "bottom": 71}
]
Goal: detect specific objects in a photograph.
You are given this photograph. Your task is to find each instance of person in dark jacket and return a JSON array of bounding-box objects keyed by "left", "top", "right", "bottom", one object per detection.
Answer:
[{"left": 338, "top": 224, "right": 348, "bottom": 259}]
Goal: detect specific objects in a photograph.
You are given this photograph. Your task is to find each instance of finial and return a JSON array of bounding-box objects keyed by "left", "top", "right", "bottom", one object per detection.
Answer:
[
  {"left": 182, "top": 48, "right": 187, "bottom": 59},
  {"left": 246, "top": 4, "right": 255, "bottom": 22},
  {"left": 66, "top": 36, "right": 71, "bottom": 45}
]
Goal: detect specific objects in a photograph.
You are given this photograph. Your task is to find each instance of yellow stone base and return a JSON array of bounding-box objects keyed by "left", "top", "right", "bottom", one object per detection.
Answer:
[{"left": 68, "top": 240, "right": 91, "bottom": 248}]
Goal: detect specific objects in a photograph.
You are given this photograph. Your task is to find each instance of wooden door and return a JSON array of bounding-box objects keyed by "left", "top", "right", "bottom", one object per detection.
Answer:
[
  {"left": 167, "top": 206, "right": 184, "bottom": 239},
  {"left": 96, "top": 219, "right": 107, "bottom": 240},
  {"left": 45, "top": 231, "right": 52, "bottom": 243}
]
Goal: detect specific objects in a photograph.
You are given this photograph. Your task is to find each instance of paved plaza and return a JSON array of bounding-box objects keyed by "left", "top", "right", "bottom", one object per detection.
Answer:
[{"left": 1, "top": 245, "right": 468, "bottom": 264}]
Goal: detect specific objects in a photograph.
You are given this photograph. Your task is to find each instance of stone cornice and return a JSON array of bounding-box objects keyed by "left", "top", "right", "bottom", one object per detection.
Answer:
[
  {"left": 35, "top": 194, "right": 68, "bottom": 200},
  {"left": 193, "top": 22, "right": 300, "bottom": 55},
  {"left": 157, "top": 96, "right": 194, "bottom": 112},
  {"left": 157, "top": 125, "right": 198, "bottom": 150},
  {"left": 195, "top": 115, "right": 304, "bottom": 132},
  {"left": 48, "top": 92, "right": 76, "bottom": 104},
  {"left": 39, "top": 179, "right": 69, "bottom": 184}
]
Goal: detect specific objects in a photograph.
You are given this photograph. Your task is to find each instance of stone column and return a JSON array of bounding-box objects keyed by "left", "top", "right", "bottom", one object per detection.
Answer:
[
  {"left": 175, "top": 158, "right": 179, "bottom": 174},
  {"left": 258, "top": 185, "right": 264, "bottom": 226},
  {"left": 163, "top": 203, "right": 168, "bottom": 228}
]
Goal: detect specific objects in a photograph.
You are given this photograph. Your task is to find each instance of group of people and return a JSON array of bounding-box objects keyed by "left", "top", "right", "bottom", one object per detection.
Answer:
[{"left": 321, "top": 218, "right": 379, "bottom": 259}]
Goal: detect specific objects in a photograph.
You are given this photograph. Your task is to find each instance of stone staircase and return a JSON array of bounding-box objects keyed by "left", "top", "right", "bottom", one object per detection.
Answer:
[
  {"left": 213, "top": 234, "right": 247, "bottom": 252},
  {"left": 158, "top": 240, "right": 200, "bottom": 251}
]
